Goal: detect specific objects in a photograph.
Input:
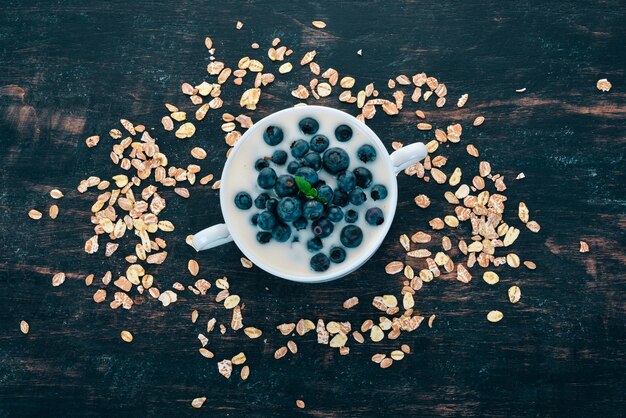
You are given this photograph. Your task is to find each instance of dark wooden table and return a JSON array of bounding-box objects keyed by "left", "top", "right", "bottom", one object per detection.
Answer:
[{"left": 1, "top": 1, "right": 625, "bottom": 416}]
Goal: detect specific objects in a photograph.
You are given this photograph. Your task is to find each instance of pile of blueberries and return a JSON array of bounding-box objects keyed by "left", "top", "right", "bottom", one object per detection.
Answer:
[{"left": 234, "top": 117, "right": 388, "bottom": 272}]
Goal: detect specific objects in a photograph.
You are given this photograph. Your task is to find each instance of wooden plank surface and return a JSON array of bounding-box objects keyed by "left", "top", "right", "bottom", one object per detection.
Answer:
[{"left": 0, "top": 1, "right": 625, "bottom": 416}]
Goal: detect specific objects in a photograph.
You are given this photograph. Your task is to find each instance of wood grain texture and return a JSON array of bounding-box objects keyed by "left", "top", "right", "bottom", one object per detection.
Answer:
[{"left": 1, "top": 0, "right": 625, "bottom": 416}]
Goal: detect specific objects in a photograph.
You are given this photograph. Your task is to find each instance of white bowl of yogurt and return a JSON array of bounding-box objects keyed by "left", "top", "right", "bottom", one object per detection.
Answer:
[{"left": 192, "top": 105, "right": 426, "bottom": 283}]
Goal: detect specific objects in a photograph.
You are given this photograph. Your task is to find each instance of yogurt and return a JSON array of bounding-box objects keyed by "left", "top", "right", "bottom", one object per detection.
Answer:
[{"left": 223, "top": 108, "right": 391, "bottom": 279}]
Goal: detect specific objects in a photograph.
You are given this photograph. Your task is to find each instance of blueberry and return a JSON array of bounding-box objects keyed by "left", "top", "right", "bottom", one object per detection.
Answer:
[
  {"left": 257, "top": 211, "right": 277, "bottom": 231},
  {"left": 340, "top": 225, "right": 363, "bottom": 248},
  {"left": 275, "top": 174, "right": 298, "bottom": 197},
  {"left": 310, "top": 134, "right": 329, "bottom": 152},
  {"left": 344, "top": 209, "right": 358, "bottom": 223},
  {"left": 332, "top": 189, "right": 349, "bottom": 207},
  {"left": 257, "top": 167, "right": 277, "bottom": 189},
  {"left": 327, "top": 205, "right": 344, "bottom": 223},
  {"left": 272, "top": 150, "right": 288, "bottom": 165},
  {"left": 336, "top": 170, "right": 356, "bottom": 192},
  {"left": 299, "top": 117, "right": 319, "bottom": 135},
  {"left": 271, "top": 222, "right": 291, "bottom": 242},
  {"left": 302, "top": 151, "right": 322, "bottom": 171},
  {"left": 290, "top": 139, "right": 310, "bottom": 158},
  {"left": 310, "top": 253, "right": 330, "bottom": 272},
  {"left": 295, "top": 167, "right": 318, "bottom": 185},
  {"left": 265, "top": 197, "right": 278, "bottom": 213},
  {"left": 303, "top": 200, "right": 324, "bottom": 220},
  {"left": 317, "top": 185, "right": 334, "bottom": 204},
  {"left": 234, "top": 192, "right": 252, "bottom": 209},
  {"left": 348, "top": 187, "right": 367, "bottom": 205},
  {"left": 307, "top": 237, "right": 323, "bottom": 252},
  {"left": 254, "top": 192, "right": 270, "bottom": 209},
  {"left": 353, "top": 167, "right": 373, "bottom": 188},
  {"left": 293, "top": 217, "right": 308, "bottom": 230},
  {"left": 255, "top": 158, "right": 270, "bottom": 171},
  {"left": 370, "top": 184, "right": 388, "bottom": 201},
  {"left": 335, "top": 124, "right": 353, "bottom": 142},
  {"left": 256, "top": 231, "right": 272, "bottom": 244},
  {"left": 250, "top": 213, "right": 259, "bottom": 225},
  {"left": 357, "top": 144, "right": 377, "bottom": 163},
  {"left": 312, "top": 218, "right": 334, "bottom": 238},
  {"left": 263, "top": 125, "right": 283, "bottom": 145},
  {"left": 277, "top": 197, "right": 302, "bottom": 222},
  {"left": 329, "top": 246, "right": 346, "bottom": 263},
  {"left": 287, "top": 160, "right": 302, "bottom": 175},
  {"left": 365, "top": 207, "right": 385, "bottom": 226},
  {"left": 323, "top": 147, "right": 350, "bottom": 174}
]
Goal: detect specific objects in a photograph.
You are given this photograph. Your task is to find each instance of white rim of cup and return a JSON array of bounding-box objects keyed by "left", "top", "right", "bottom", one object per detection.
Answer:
[{"left": 220, "top": 105, "right": 399, "bottom": 283}]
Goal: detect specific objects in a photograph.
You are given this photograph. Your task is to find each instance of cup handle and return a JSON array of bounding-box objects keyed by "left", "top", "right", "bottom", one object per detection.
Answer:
[
  {"left": 192, "top": 223, "right": 233, "bottom": 251},
  {"left": 389, "top": 142, "right": 427, "bottom": 175}
]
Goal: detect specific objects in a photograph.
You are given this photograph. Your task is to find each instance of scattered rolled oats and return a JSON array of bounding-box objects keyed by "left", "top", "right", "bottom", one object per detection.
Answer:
[
  {"left": 240, "top": 257, "right": 253, "bottom": 268},
  {"left": 188, "top": 259, "right": 199, "bottom": 276},
  {"left": 483, "top": 271, "right": 500, "bottom": 285},
  {"left": 49, "top": 189, "right": 64, "bottom": 199},
  {"left": 191, "top": 147, "right": 207, "bottom": 160},
  {"left": 224, "top": 295, "right": 240, "bottom": 309},
  {"left": 120, "top": 330, "right": 133, "bottom": 343},
  {"left": 385, "top": 261, "right": 404, "bottom": 274},
  {"left": 370, "top": 325, "right": 384, "bottom": 342},
  {"left": 232, "top": 352, "right": 247, "bottom": 365},
  {"left": 85, "top": 135, "right": 100, "bottom": 148},
  {"left": 300, "top": 50, "right": 316, "bottom": 66},
  {"left": 274, "top": 346, "right": 288, "bottom": 359},
  {"left": 241, "top": 365, "right": 250, "bottom": 380},
  {"left": 277, "top": 323, "right": 296, "bottom": 335},
  {"left": 414, "top": 194, "right": 431, "bottom": 208},
  {"left": 417, "top": 123, "right": 432, "bottom": 131},
  {"left": 191, "top": 397, "right": 206, "bottom": 409},
  {"left": 199, "top": 348, "right": 214, "bottom": 358},
  {"left": 243, "top": 327, "right": 262, "bottom": 339},
  {"left": 49, "top": 205, "right": 59, "bottom": 219},
  {"left": 42, "top": 29, "right": 546, "bottom": 392},
  {"left": 218, "top": 359, "right": 233, "bottom": 378},
  {"left": 380, "top": 358, "right": 393, "bottom": 368},
  {"left": 20, "top": 320, "right": 29, "bottom": 334},
  {"left": 487, "top": 310, "right": 503, "bottom": 323},
  {"left": 52, "top": 272, "right": 66, "bottom": 287},
  {"left": 28, "top": 209, "right": 42, "bottom": 220},
  {"left": 523, "top": 260, "right": 537, "bottom": 269},
  {"left": 506, "top": 253, "right": 520, "bottom": 268},
  {"left": 279, "top": 62, "right": 293, "bottom": 74},
  {"left": 526, "top": 220, "right": 541, "bottom": 233},
  {"left": 579, "top": 241, "right": 589, "bottom": 253},
  {"left": 596, "top": 78, "right": 612, "bottom": 92},
  {"left": 411, "top": 232, "right": 431, "bottom": 243},
  {"left": 508, "top": 286, "right": 521, "bottom": 303},
  {"left": 343, "top": 296, "right": 359, "bottom": 309},
  {"left": 317, "top": 82, "right": 332, "bottom": 97}
]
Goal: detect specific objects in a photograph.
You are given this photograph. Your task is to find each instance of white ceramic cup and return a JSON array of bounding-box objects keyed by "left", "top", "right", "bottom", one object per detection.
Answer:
[{"left": 192, "top": 105, "right": 426, "bottom": 283}]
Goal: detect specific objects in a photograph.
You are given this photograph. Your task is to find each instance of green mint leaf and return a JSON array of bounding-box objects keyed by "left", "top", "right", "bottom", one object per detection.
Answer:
[
  {"left": 294, "top": 176, "right": 312, "bottom": 194},
  {"left": 309, "top": 188, "right": 318, "bottom": 198}
]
